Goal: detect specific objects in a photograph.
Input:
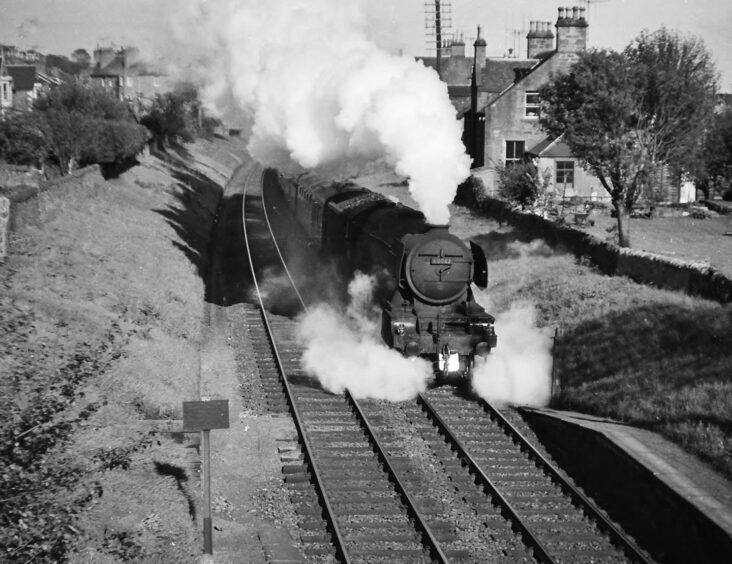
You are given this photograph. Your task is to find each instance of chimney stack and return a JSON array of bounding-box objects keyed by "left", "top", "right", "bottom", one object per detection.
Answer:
[
  {"left": 527, "top": 20, "right": 555, "bottom": 59},
  {"left": 473, "top": 26, "right": 487, "bottom": 85},
  {"left": 555, "top": 5, "right": 588, "bottom": 55}
]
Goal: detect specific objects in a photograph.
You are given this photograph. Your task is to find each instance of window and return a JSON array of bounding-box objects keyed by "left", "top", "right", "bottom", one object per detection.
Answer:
[
  {"left": 525, "top": 91, "right": 540, "bottom": 118},
  {"left": 556, "top": 161, "right": 575, "bottom": 186},
  {"left": 505, "top": 140, "right": 525, "bottom": 165}
]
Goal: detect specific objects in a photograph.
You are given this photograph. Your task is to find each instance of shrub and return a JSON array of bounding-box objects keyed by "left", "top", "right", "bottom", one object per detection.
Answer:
[
  {"left": 0, "top": 111, "right": 48, "bottom": 167},
  {"left": 33, "top": 83, "right": 149, "bottom": 174},
  {"left": 496, "top": 160, "right": 544, "bottom": 209}
]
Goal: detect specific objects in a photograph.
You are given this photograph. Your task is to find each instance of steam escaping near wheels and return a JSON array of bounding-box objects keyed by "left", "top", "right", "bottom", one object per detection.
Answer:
[
  {"left": 296, "top": 273, "right": 433, "bottom": 401},
  {"left": 170, "top": 0, "right": 470, "bottom": 225},
  {"left": 471, "top": 294, "right": 553, "bottom": 407}
]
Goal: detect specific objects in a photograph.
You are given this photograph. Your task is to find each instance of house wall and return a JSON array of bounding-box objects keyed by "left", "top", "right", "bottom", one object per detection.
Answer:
[
  {"left": 481, "top": 57, "right": 568, "bottom": 192},
  {"left": 535, "top": 157, "right": 608, "bottom": 202},
  {"left": 0, "top": 76, "right": 12, "bottom": 112}
]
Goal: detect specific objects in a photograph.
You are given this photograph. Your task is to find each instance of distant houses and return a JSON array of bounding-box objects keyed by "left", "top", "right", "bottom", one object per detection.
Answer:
[
  {"left": 0, "top": 42, "right": 172, "bottom": 118},
  {"left": 89, "top": 46, "right": 173, "bottom": 109}
]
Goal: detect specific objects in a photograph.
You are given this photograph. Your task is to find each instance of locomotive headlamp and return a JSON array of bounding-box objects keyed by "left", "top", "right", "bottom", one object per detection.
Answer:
[
  {"left": 405, "top": 342, "right": 420, "bottom": 357},
  {"left": 392, "top": 319, "right": 415, "bottom": 336}
]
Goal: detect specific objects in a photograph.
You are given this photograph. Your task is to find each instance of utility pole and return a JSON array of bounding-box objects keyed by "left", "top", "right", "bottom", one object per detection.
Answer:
[{"left": 424, "top": 0, "right": 453, "bottom": 78}]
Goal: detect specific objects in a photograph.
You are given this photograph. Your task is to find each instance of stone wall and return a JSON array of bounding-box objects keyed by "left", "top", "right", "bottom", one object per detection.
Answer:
[
  {"left": 0, "top": 165, "right": 104, "bottom": 261},
  {"left": 456, "top": 180, "right": 732, "bottom": 303}
]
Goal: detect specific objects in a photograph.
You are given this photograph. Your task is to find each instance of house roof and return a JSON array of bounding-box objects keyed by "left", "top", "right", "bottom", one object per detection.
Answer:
[
  {"left": 5, "top": 65, "right": 36, "bottom": 91},
  {"left": 480, "top": 58, "right": 537, "bottom": 93},
  {"left": 90, "top": 56, "right": 164, "bottom": 78},
  {"left": 91, "top": 57, "right": 125, "bottom": 77},
  {"left": 418, "top": 55, "right": 539, "bottom": 95},
  {"left": 526, "top": 135, "right": 573, "bottom": 158}
]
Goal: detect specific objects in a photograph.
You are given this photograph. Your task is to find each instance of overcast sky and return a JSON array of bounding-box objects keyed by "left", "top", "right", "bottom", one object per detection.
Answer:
[{"left": 1, "top": 0, "right": 731, "bottom": 89}]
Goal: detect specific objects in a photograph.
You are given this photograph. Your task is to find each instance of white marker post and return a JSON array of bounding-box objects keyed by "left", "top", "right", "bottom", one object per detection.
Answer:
[{"left": 183, "top": 400, "right": 230, "bottom": 555}]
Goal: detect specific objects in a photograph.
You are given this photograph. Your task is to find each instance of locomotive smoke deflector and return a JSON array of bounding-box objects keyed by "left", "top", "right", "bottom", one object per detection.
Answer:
[{"left": 470, "top": 240, "right": 488, "bottom": 288}]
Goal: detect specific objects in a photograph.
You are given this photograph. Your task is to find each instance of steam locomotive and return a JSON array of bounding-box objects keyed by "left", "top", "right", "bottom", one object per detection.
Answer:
[{"left": 275, "top": 171, "right": 497, "bottom": 380}]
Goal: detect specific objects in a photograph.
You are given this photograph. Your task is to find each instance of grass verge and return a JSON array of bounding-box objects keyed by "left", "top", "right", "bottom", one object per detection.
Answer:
[{"left": 0, "top": 138, "right": 244, "bottom": 563}]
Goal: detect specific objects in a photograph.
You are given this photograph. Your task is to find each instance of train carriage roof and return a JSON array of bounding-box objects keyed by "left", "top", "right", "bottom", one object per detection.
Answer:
[{"left": 295, "top": 173, "right": 369, "bottom": 207}]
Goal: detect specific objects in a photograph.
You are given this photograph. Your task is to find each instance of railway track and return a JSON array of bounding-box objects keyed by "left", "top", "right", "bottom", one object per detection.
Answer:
[{"left": 239, "top": 166, "right": 655, "bottom": 563}]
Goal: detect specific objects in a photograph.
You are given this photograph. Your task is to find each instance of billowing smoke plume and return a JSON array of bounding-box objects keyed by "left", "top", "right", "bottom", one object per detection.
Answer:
[
  {"left": 472, "top": 290, "right": 553, "bottom": 407},
  {"left": 296, "top": 273, "right": 433, "bottom": 400},
  {"left": 172, "top": 0, "right": 470, "bottom": 224}
]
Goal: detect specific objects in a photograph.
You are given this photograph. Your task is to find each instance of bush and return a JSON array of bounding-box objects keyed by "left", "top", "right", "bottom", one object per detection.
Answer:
[
  {"left": 0, "top": 111, "right": 48, "bottom": 167},
  {"left": 724, "top": 187, "right": 732, "bottom": 202},
  {"left": 141, "top": 92, "right": 194, "bottom": 148},
  {"left": 496, "top": 160, "right": 544, "bottom": 209},
  {"left": 33, "top": 83, "right": 149, "bottom": 174}
]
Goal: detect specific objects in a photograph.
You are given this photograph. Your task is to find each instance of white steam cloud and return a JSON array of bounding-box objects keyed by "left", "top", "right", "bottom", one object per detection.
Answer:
[
  {"left": 172, "top": 0, "right": 470, "bottom": 224},
  {"left": 472, "top": 290, "right": 553, "bottom": 407},
  {"left": 296, "top": 273, "right": 433, "bottom": 400}
]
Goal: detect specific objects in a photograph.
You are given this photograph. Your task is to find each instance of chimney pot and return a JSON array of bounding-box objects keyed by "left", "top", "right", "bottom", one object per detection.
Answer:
[
  {"left": 580, "top": 7, "right": 586, "bottom": 20},
  {"left": 558, "top": 7, "right": 565, "bottom": 19},
  {"left": 573, "top": 6, "right": 579, "bottom": 19}
]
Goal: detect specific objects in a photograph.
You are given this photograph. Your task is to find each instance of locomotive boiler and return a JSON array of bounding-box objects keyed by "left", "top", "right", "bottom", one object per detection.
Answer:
[{"left": 275, "top": 171, "right": 497, "bottom": 379}]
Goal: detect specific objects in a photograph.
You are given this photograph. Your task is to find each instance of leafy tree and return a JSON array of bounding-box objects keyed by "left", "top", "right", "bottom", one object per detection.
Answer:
[
  {"left": 141, "top": 86, "right": 201, "bottom": 147},
  {"left": 695, "top": 105, "right": 732, "bottom": 199},
  {"left": 33, "top": 83, "right": 149, "bottom": 174},
  {"left": 496, "top": 160, "right": 544, "bottom": 209},
  {"left": 540, "top": 29, "right": 718, "bottom": 247},
  {"left": 0, "top": 111, "right": 48, "bottom": 167},
  {"left": 71, "top": 48, "right": 91, "bottom": 69}
]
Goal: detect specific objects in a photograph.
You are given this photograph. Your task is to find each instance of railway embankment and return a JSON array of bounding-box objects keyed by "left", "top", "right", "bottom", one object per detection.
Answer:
[{"left": 0, "top": 138, "right": 259, "bottom": 562}]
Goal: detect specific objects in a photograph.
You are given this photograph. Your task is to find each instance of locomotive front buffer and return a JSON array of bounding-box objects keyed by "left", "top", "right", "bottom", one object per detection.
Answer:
[{"left": 383, "top": 297, "right": 497, "bottom": 380}]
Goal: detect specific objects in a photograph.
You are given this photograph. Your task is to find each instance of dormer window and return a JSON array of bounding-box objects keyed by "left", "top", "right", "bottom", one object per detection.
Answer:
[{"left": 525, "top": 91, "right": 540, "bottom": 118}]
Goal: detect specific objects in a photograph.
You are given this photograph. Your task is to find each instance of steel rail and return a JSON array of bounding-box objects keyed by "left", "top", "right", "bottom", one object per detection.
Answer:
[
  {"left": 418, "top": 393, "right": 557, "bottom": 564},
  {"left": 258, "top": 170, "right": 455, "bottom": 563},
  {"left": 346, "top": 391, "right": 449, "bottom": 564},
  {"left": 241, "top": 165, "right": 352, "bottom": 564},
  {"left": 481, "top": 400, "right": 654, "bottom": 564}
]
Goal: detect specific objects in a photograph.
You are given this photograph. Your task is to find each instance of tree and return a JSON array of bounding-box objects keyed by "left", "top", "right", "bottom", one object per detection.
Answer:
[
  {"left": 0, "top": 111, "right": 48, "bottom": 167},
  {"left": 540, "top": 29, "right": 718, "bottom": 247},
  {"left": 33, "top": 83, "right": 149, "bottom": 174},
  {"left": 695, "top": 106, "right": 732, "bottom": 199},
  {"left": 71, "top": 48, "right": 91, "bottom": 69},
  {"left": 496, "top": 160, "right": 545, "bottom": 210}
]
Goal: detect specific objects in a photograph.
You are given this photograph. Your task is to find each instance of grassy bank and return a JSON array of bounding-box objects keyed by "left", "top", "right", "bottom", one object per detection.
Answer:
[
  {"left": 471, "top": 225, "right": 731, "bottom": 481},
  {"left": 0, "top": 138, "right": 244, "bottom": 562}
]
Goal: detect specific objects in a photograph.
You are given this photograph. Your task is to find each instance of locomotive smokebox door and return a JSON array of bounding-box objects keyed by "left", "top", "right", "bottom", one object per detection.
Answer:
[{"left": 470, "top": 240, "right": 488, "bottom": 288}]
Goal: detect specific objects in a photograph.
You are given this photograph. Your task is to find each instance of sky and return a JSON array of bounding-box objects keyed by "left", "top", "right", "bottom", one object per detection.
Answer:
[{"left": 1, "top": 0, "right": 731, "bottom": 90}]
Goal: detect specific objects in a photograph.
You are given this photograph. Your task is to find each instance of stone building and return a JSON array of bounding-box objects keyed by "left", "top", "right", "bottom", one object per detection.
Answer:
[
  {"left": 90, "top": 46, "right": 172, "bottom": 107},
  {"left": 463, "top": 6, "right": 606, "bottom": 201}
]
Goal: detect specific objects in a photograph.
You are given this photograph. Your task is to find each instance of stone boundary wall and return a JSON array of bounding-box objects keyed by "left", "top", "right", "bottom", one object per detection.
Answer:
[
  {"left": 0, "top": 165, "right": 104, "bottom": 261},
  {"left": 458, "top": 182, "right": 732, "bottom": 304}
]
